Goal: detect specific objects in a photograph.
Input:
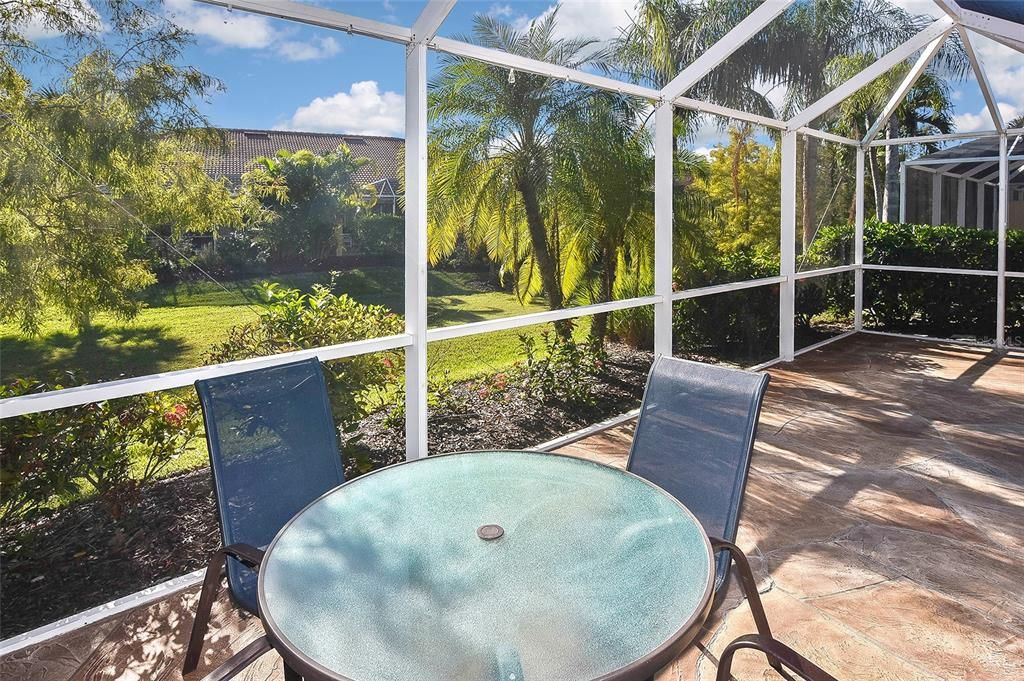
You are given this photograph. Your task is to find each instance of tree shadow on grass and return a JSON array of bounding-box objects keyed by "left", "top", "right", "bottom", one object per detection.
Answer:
[
  {"left": 1, "top": 324, "right": 190, "bottom": 382},
  {"left": 427, "top": 297, "right": 513, "bottom": 326}
]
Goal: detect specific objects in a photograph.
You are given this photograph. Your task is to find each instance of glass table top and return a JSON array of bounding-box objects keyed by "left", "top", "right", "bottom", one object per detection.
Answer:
[{"left": 259, "top": 450, "right": 713, "bottom": 681}]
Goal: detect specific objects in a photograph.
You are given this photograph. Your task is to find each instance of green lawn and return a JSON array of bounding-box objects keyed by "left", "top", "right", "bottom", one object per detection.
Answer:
[
  {"left": 1, "top": 267, "right": 561, "bottom": 385},
  {"left": 7, "top": 266, "right": 592, "bottom": 509}
]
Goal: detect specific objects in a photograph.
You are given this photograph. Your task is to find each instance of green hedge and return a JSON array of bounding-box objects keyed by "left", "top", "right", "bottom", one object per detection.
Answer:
[
  {"left": 810, "top": 221, "right": 1023, "bottom": 340},
  {"left": 349, "top": 214, "right": 403, "bottom": 257}
]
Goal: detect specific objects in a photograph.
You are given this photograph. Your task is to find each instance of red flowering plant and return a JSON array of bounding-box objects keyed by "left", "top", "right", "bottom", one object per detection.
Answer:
[{"left": 0, "top": 375, "right": 201, "bottom": 522}]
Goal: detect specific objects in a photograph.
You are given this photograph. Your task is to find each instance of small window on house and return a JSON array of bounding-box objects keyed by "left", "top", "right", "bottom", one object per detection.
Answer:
[{"left": 243, "top": 131, "right": 270, "bottom": 139}]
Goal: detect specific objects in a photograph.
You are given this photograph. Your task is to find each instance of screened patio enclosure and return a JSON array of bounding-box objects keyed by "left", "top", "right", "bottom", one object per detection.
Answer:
[
  {"left": 1, "top": 0, "right": 1024, "bottom": 670},
  {"left": 3, "top": 0, "right": 1021, "bottom": 436},
  {"left": 901, "top": 136, "right": 1024, "bottom": 229}
]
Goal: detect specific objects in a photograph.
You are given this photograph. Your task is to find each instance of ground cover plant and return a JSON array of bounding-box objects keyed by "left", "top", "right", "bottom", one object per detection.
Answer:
[{"left": 0, "top": 341, "right": 655, "bottom": 638}]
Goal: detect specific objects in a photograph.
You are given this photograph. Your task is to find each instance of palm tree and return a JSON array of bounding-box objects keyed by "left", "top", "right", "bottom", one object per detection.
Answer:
[
  {"left": 622, "top": 1, "right": 969, "bottom": 249},
  {"left": 551, "top": 93, "right": 654, "bottom": 340},
  {"left": 772, "top": 0, "right": 964, "bottom": 248},
  {"left": 881, "top": 73, "right": 955, "bottom": 221},
  {"left": 830, "top": 56, "right": 954, "bottom": 220},
  {"left": 427, "top": 12, "right": 602, "bottom": 313}
]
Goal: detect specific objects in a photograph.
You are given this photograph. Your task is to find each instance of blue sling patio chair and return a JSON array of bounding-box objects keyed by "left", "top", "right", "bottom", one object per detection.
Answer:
[
  {"left": 627, "top": 356, "right": 836, "bottom": 681},
  {"left": 183, "top": 358, "right": 345, "bottom": 680}
]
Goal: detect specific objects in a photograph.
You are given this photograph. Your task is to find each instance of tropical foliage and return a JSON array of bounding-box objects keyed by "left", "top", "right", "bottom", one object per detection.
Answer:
[
  {"left": 0, "top": 1, "right": 240, "bottom": 333},
  {"left": 0, "top": 378, "right": 201, "bottom": 522},
  {"left": 242, "top": 145, "right": 375, "bottom": 264},
  {"left": 204, "top": 277, "right": 404, "bottom": 437}
]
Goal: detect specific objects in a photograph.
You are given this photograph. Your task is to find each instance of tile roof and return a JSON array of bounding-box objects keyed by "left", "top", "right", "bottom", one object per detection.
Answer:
[{"left": 195, "top": 128, "right": 403, "bottom": 195}]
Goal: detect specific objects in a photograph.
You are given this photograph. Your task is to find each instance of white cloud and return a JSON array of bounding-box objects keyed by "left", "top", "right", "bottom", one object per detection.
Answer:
[
  {"left": 533, "top": 1, "right": 636, "bottom": 42},
  {"left": 488, "top": 4, "right": 515, "bottom": 19},
  {"left": 887, "top": 0, "right": 943, "bottom": 18},
  {"left": 279, "top": 81, "right": 405, "bottom": 136},
  {"left": 277, "top": 36, "right": 341, "bottom": 62},
  {"left": 165, "top": 0, "right": 275, "bottom": 48},
  {"left": 955, "top": 103, "right": 1021, "bottom": 133},
  {"left": 164, "top": 0, "right": 341, "bottom": 61},
  {"left": 17, "top": 1, "right": 103, "bottom": 40},
  {"left": 969, "top": 33, "right": 1024, "bottom": 111}
]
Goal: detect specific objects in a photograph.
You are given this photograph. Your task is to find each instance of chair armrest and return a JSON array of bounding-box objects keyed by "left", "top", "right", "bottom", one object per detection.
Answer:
[{"left": 219, "top": 543, "right": 265, "bottom": 569}]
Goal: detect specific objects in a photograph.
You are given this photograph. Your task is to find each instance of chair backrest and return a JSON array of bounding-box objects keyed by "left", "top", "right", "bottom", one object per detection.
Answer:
[
  {"left": 195, "top": 358, "right": 345, "bottom": 612},
  {"left": 627, "top": 356, "right": 770, "bottom": 589}
]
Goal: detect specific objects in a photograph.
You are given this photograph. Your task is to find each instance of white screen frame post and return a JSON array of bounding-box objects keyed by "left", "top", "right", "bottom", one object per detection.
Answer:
[
  {"left": 855, "top": 147, "right": 866, "bottom": 330},
  {"left": 996, "top": 134, "right": 1008, "bottom": 348},
  {"left": 404, "top": 41, "right": 429, "bottom": 459},
  {"left": 653, "top": 102, "right": 675, "bottom": 358},
  {"left": 780, "top": 131, "right": 798, "bottom": 360}
]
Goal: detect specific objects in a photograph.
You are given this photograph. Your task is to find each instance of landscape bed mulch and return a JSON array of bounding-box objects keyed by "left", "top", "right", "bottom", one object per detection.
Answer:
[{"left": 1, "top": 344, "right": 668, "bottom": 639}]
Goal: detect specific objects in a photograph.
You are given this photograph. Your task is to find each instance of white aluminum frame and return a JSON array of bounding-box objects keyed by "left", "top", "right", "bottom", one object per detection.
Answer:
[
  {"left": 4, "top": 0, "right": 1023, "bottom": 651},
  {"left": 3, "top": 0, "right": 1021, "bottom": 439}
]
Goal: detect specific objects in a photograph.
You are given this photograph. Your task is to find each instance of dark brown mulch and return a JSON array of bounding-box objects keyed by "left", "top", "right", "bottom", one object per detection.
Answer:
[{"left": 0, "top": 344, "right": 655, "bottom": 639}]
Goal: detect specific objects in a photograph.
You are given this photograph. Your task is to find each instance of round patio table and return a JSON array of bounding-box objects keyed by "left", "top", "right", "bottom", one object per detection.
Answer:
[{"left": 258, "top": 450, "right": 714, "bottom": 681}]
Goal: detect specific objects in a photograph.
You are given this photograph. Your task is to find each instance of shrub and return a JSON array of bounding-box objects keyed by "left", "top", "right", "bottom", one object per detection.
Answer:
[
  {"left": 518, "top": 328, "right": 606, "bottom": 406},
  {"left": 0, "top": 378, "right": 200, "bottom": 522},
  {"left": 191, "top": 230, "right": 268, "bottom": 278},
  {"left": 349, "top": 214, "right": 403, "bottom": 258},
  {"left": 205, "top": 275, "right": 404, "bottom": 437},
  {"left": 811, "top": 221, "right": 1019, "bottom": 339}
]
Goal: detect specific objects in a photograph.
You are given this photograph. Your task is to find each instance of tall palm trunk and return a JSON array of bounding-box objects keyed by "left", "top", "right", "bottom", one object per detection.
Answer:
[
  {"left": 801, "top": 135, "right": 819, "bottom": 251},
  {"left": 868, "top": 146, "right": 884, "bottom": 221},
  {"left": 517, "top": 176, "right": 563, "bottom": 313},
  {"left": 883, "top": 119, "right": 900, "bottom": 222},
  {"left": 591, "top": 241, "right": 617, "bottom": 342}
]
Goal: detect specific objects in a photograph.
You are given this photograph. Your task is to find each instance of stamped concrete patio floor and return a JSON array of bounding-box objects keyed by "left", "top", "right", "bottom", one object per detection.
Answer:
[{"left": 2, "top": 335, "right": 1022, "bottom": 680}]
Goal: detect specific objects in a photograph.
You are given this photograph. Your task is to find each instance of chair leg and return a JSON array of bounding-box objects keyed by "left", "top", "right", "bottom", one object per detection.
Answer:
[
  {"left": 709, "top": 537, "right": 785, "bottom": 675},
  {"left": 715, "top": 633, "right": 838, "bottom": 681},
  {"left": 183, "top": 551, "right": 228, "bottom": 675},
  {"left": 198, "top": 636, "right": 274, "bottom": 681}
]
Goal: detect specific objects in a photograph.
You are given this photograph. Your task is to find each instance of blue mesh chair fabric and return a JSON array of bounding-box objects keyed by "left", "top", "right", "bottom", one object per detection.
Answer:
[
  {"left": 627, "top": 356, "right": 770, "bottom": 589},
  {"left": 195, "top": 358, "right": 345, "bottom": 613}
]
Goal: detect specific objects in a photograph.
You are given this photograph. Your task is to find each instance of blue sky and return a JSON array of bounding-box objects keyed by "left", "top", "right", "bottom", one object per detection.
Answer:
[{"left": 22, "top": 1, "right": 1023, "bottom": 146}]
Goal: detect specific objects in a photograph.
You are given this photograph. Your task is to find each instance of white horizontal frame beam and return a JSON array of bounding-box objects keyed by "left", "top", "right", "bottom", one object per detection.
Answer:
[
  {"left": 959, "top": 7, "right": 1024, "bottom": 47},
  {"left": 0, "top": 334, "right": 414, "bottom": 419},
  {"left": 431, "top": 36, "right": 660, "bottom": 101},
  {"left": 974, "top": 29, "right": 1024, "bottom": 56},
  {"left": 861, "top": 328, "right": 997, "bottom": 348},
  {"left": 869, "top": 129, "right": 1020, "bottom": 146},
  {"left": 905, "top": 155, "right": 1024, "bottom": 166},
  {"left": 960, "top": 28, "right": 1004, "bottom": 131},
  {"left": 660, "top": 0, "right": 796, "bottom": 101},
  {"left": 672, "top": 275, "right": 786, "bottom": 300},
  {"left": 793, "top": 264, "right": 859, "bottom": 280},
  {"left": 863, "top": 33, "right": 947, "bottom": 144},
  {"left": 674, "top": 95, "right": 787, "bottom": 129},
  {"left": 411, "top": 0, "right": 456, "bottom": 43},
  {"left": 793, "top": 329, "right": 858, "bottom": 357},
  {"left": 787, "top": 16, "right": 955, "bottom": 131},
  {"left": 862, "top": 263, "right": 999, "bottom": 276},
  {"left": 426, "top": 295, "right": 661, "bottom": 342},
  {"left": 797, "top": 127, "right": 860, "bottom": 146},
  {"left": 194, "top": 0, "right": 412, "bottom": 43}
]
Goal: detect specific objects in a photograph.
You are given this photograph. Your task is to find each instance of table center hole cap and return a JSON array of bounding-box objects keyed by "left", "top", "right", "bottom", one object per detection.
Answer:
[{"left": 477, "top": 524, "right": 504, "bottom": 541}]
